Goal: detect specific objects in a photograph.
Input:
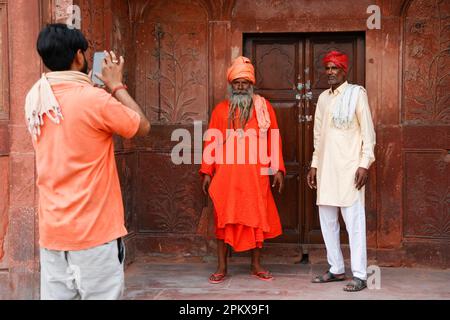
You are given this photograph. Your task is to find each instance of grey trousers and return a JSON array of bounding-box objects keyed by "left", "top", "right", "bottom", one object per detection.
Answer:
[{"left": 40, "top": 239, "right": 125, "bottom": 300}]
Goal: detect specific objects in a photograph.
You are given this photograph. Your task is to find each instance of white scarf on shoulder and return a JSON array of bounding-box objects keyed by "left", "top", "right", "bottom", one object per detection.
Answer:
[
  {"left": 25, "top": 71, "right": 93, "bottom": 140},
  {"left": 332, "top": 84, "right": 362, "bottom": 129}
]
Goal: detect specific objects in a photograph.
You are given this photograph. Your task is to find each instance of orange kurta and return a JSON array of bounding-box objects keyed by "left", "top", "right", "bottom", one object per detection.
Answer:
[{"left": 200, "top": 99, "right": 285, "bottom": 252}]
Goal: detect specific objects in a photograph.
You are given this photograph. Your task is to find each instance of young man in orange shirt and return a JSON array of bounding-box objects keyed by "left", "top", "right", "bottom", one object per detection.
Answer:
[{"left": 26, "top": 23, "right": 150, "bottom": 300}]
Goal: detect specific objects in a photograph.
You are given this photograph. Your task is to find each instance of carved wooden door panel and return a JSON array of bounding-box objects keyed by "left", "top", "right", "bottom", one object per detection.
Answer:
[
  {"left": 244, "top": 33, "right": 365, "bottom": 245},
  {"left": 244, "top": 35, "right": 303, "bottom": 243},
  {"left": 132, "top": 1, "right": 210, "bottom": 254}
]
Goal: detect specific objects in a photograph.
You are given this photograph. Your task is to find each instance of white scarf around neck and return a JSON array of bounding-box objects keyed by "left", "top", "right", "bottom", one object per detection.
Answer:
[
  {"left": 331, "top": 83, "right": 362, "bottom": 129},
  {"left": 25, "top": 71, "right": 93, "bottom": 140}
]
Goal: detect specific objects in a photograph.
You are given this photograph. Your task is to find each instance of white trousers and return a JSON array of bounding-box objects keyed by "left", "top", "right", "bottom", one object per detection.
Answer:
[
  {"left": 318, "top": 199, "right": 367, "bottom": 280},
  {"left": 40, "top": 239, "right": 125, "bottom": 300}
]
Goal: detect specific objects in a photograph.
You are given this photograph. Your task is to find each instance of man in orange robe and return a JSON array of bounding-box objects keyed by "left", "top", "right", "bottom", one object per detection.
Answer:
[{"left": 200, "top": 56, "right": 285, "bottom": 283}]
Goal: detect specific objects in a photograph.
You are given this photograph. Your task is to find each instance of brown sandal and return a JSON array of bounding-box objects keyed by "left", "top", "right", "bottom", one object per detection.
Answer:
[
  {"left": 312, "top": 270, "right": 346, "bottom": 283},
  {"left": 343, "top": 277, "right": 367, "bottom": 292}
]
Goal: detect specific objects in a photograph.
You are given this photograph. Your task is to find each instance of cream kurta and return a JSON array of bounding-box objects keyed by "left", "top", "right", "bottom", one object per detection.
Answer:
[{"left": 311, "top": 81, "right": 376, "bottom": 207}]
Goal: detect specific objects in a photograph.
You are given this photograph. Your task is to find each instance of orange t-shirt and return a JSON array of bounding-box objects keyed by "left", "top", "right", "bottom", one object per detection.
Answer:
[{"left": 33, "top": 82, "right": 140, "bottom": 251}]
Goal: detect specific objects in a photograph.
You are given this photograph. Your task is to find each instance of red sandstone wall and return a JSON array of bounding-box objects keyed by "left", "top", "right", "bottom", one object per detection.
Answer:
[
  {"left": 0, "top": 0, "right": 44, "bottom": 299},
  {"left": 0, "top": 0, "right": 448, "bottom": 299},
  {"left": 0, "top": 0, "right": 10, "bottom": 275},
  {"left": 126, "top": 0, "right": 449, "bottom": 267},
  {"left": 68, "top": 0, "right": 450, "bottom": 267}
]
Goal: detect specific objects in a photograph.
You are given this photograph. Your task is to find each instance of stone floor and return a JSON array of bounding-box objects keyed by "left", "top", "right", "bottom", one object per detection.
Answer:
[{"left": 123, "top": 257, "right": 450, "bottom": 300}]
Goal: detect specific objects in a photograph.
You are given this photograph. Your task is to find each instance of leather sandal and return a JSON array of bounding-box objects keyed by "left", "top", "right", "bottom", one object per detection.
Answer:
[
  {"left": 312, "top": 270, "right": 346, "bottom": 283},
  {"left": 343, "top": 277, "right": 367, "bottom": 292}
]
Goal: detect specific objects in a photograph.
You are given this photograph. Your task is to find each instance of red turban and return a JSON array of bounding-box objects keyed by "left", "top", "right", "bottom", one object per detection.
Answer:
[
  {"left": 227, "top": 56, "right": 256, "bottom": 84},
  {"left": 323, "top": 51, "right": 349, "bottom": 73}
]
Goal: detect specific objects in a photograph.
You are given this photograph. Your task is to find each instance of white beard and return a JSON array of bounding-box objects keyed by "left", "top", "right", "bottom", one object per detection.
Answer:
[{"left": 228, "top": 85, "right": 254, "bottom": 127}]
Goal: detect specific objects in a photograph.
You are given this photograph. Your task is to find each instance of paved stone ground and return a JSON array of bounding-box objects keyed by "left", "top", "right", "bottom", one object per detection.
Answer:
[{"left": 123, "top": 257, "right": 450, "bottom": 300}]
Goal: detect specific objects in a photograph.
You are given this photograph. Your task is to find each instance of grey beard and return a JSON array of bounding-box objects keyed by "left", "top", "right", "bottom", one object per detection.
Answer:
[{"left": 228, "top": 85, "right": 254, "bottom": 127}]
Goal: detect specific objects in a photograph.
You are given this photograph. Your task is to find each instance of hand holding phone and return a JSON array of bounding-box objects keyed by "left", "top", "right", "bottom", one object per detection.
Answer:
[
  {"left": 91, "top": 51, "right": 106, "bottom": 86},
  {"left": 92, "top": 51, "right": 125, "bottom": 91}
]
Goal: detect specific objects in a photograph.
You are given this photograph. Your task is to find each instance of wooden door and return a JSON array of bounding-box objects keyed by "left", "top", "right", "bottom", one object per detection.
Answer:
[{"left": 244, "top": 32, "right": 365, "bottom": 245}]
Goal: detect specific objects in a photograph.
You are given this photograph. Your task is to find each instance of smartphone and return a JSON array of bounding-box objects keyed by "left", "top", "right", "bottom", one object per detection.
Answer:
[{"left": 91, "top": 51, "right": 106, "bottom": 86}]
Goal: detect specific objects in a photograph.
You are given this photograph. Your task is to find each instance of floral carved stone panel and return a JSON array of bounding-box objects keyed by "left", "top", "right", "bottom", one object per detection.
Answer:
[
  {"left": 137, "top": 153, "right": 203, "bottom": 233},
  {"left": 404, "top": 151, "right": 450, "bottom": 239},
  {"left": 135, "top": 0, "right": 208, "bottom": 124},
  {"left": 403, "top": 0, "right": 450, "bottom": 124}
]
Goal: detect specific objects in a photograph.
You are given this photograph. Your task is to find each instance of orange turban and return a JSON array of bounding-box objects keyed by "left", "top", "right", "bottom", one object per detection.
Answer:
[
  {"left": 323, "top": 51, "right": 349, "bottom": 73},
  {"left": 227, "top": 56, "right": 256, "bottom": 84}
]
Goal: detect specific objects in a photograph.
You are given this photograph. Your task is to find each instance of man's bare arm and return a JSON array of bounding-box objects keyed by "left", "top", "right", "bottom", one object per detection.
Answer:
[
  {"left": 96, "top": 50, "right": 150, "bottom": 137},
  {"left": 112, "top": 89, "right": 150, "bottom": 136}
]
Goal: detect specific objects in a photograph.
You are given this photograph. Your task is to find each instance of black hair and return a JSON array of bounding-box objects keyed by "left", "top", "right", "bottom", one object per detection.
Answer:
[{"left": 36, "top": 23, "right": 89, "bottom": 71}]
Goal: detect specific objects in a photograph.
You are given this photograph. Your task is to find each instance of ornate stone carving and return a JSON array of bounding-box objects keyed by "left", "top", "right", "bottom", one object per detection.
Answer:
[
  {"left": 137, "top": 153, "right": 203, "bottom": 233},
  {"left": 404, "top": 151, "right": 450, "bottom": 239},
  {"left": 148, "top": 25, "right": 205, "bottom": 123},
  {"left": 403, "top": 0, "right": 450, "bottom": 124},
  {"left": 135, "top": 0, "right": 208, "bottom": 124}
]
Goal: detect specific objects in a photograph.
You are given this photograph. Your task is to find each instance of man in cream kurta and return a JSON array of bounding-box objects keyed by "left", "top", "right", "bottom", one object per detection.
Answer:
[{"left": 307, "top": 51, "right": 376, "bottom": 292}]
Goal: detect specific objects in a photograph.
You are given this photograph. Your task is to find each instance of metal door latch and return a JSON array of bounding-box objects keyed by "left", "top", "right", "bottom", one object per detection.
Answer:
[{"left": 298, "top": 115, "right": 313, "bottom": 123}]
